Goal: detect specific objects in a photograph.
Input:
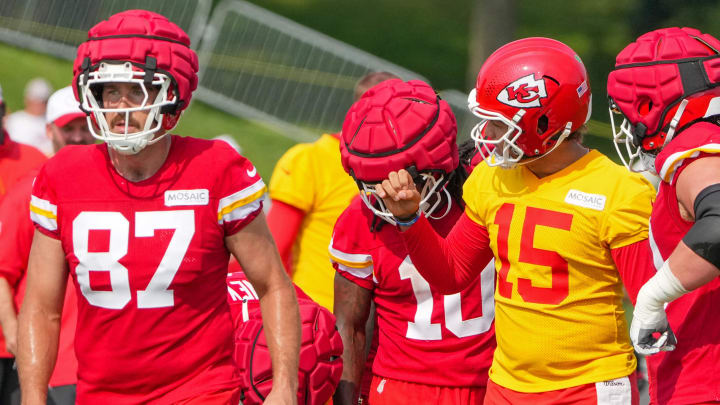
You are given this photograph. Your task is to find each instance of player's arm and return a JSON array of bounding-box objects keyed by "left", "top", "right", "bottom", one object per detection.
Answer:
[
  {"left": 332, "top": 273, "right": 372, "bottom": 405},
  {"left": 226, "top": 211, "right": 300, "bottom": 403},
  {"left": 17, "top": 230, "right": 68, "bottom": 405},
  {"left": 631, "top": 156, "right": 720, "bottom": 355},
  {"left": 266, "top": 200, "right": 305, "bottom": 275},
  {"left": 375, "top": 169, "right": 494, "bottom": 293},
  {"left": 0, "top": 278, "right": 18, "bottom": 356}
]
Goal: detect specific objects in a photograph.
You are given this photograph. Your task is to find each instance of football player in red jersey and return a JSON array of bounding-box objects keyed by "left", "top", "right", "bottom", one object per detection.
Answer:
[
  {"left": 608, "top": 27, "right": 720, "bottom": 404},
  {"left": 330, "top": 79, "right": 496, "bottom": 405},
  {"left": 15, "top": 10, "right": 300, "bottom": 405},
  {"left": 373, "top": 38, "right": 656, "bottom": 404}
]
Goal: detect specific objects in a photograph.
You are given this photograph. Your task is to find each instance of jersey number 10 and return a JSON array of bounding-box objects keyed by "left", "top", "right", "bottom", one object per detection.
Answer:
[{"left": 399, "top": 256, "right": 495, "bottom": 340}]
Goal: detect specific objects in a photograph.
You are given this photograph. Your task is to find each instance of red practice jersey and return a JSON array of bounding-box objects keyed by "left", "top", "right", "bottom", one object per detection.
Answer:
[
  {"left": 30, "top": 136, "right": 266, "bottom": 404},
  {"left": 0, "top": 131, "right": 46, "bottom": 202},
  {"left": 0, "top": 171, "right": 78, "bottom": 386},
  {"left": 626, "top": 122, "right": 720, "bottom": 404},
  {"left": 329, "top": 197, "right": 496, "bottom": 387}
]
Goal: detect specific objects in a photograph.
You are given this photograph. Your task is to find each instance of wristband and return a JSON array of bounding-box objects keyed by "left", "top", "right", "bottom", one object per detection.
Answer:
[{"left": 394, "top": 211, "right": 420, "bottom": 227}]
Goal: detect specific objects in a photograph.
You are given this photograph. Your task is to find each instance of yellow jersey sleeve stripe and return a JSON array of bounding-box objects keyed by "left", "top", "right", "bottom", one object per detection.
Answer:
[
  {"left": 336, "top": 262, "right": 374, "bottom": 280},
  {"left": 217, "top": 179, "right": 267, "bottom": 223},
  {"left": 29, "top": 195, "right": 58, "bottom": 232},
  {"left": 217, "top": 186, "right": 267, "bottom": 220},
  {"left": 328, "top": 241, "right": 372, "bottom": 269},
  {"left": 330, "top": 252, "right": 373, "bottom": 269},
  {"left": 658, "top": 143, "right": 720, "bottom": 183},
  {"left": 29, "top": 204, "right": 56, "bottom": 220}
]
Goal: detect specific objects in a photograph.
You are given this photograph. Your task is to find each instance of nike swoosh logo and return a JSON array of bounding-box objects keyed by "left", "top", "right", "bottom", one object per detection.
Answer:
[{"left": 246, "top": 166, "right": 257, "bottom": 177}]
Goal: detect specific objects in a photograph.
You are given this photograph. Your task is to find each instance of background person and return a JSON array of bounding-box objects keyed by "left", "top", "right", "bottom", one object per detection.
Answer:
[
  {"left": 0, "top": 83, "right": 47, "bottom": 203},
  {"left": 0, "top": 82, "right": 47, "bottom": 405},
  {"left": 5, "top": 78, "right": 53, "bottom": 156},
  {"left": 0, "top": 85, "right": 91, "bottom": 405},
  {"left": 266, "top": 71, "right": 399, "bottom": 310}
]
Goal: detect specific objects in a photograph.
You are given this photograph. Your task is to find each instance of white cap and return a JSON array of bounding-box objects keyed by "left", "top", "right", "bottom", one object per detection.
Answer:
[
  {"left": 25, "top": 78, "right": 52, "bottom": 102},
  {"left": 46, "top": 86, "right": 86, "bottom": 127}
]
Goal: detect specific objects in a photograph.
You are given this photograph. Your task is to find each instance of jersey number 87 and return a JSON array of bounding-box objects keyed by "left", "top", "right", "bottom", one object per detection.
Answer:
[{"left": 73, "top": 210, "right": 194, "bottom": 309}]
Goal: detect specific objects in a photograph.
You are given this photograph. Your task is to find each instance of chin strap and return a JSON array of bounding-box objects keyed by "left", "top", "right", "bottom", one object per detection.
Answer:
[{"left": 516, "top": 122, "right": 573, "bottom": 167}]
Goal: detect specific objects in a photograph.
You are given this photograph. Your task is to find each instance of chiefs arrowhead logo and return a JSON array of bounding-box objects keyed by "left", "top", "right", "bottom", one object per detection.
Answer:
[{"left": 497, "top": 74, "right": 547, "bottom": 108}]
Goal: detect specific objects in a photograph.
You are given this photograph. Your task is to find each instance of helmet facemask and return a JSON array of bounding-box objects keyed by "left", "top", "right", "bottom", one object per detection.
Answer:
[
  {"left": 357, "top": 171, "right": 452, "bottom": 226},
  {"left": 469, "top": 97, "right": 526, "bottom": 168},
  {"left": 80, "top": 62, "right": 176, "bottom": 155},
  {"left": 608, "top": 100, "right": 654, "bottom": 173},
  {"left": 469, "top": 89, "right": 572, "bottom": 169},
  {"left": 609, "top": 97, "right": 691, "bottom": 174}
]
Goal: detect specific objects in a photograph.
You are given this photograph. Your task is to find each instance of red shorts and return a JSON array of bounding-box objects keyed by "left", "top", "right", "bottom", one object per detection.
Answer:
[
  {"left": 369, "top": 375, "right": 485, "bottom": 405},
  {"left": 484, "top": 373, "right": 639, "bottom": 405},
  {"left": 171, "top": 386, "right": 241, "bottom": 405}
]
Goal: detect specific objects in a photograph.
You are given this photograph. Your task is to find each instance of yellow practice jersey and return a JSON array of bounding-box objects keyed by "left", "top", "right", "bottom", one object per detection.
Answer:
[
  {"left": 269, "top": 133, "right": 358, "bottom": 310},
  {"left": 464, "top": 150, "right": 655, "bottom": 392}
]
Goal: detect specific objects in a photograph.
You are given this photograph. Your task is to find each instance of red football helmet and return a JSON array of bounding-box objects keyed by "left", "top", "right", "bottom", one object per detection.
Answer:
[
  {"left": 468, "top": 37, "right": 591, "bottom": 168},
  {"left": 340, "top": 79, "right": 459, "bottom": 224},
  {"left": 607, "top": 27, "right": 720, "bottom": 172},
  {"left": 234, "top": 297, "right": 343, "bottom": 405},
  {"left": 72, "top": 9, "right": 199, "bottom": 154}
]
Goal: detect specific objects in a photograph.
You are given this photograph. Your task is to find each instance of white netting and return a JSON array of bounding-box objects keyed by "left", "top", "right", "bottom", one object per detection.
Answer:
[
  {"left": 0, "top": 0, "right": 210, "bottom": 60},
  {"left": 0, "top": 0, "right": 475, "bottom": 143},
  {"left": 195, "top": 0, "right": 432, "bottom": 142}
]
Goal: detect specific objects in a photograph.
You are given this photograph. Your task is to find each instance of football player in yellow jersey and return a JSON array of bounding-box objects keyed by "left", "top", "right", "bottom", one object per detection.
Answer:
[
  {"left": 266, "top": 72, "right": 399, "bottom": 310},
  {"left": 373, "top": 37, "right": 656, "bottom": 404}
]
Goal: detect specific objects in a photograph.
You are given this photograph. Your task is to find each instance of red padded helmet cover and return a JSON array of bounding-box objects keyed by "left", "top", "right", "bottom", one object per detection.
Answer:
[
  {"left": 340, "top": 79, "right": 458, "bottom": 182},
  {"left": 72, "top": 9, "right": 198, "bottom": 113},
  {"left": 235, "top": 298, "right": 343, "bottom": 405},
  {"left": 608, "top": 27, "right": 720, "bottom": 148}
]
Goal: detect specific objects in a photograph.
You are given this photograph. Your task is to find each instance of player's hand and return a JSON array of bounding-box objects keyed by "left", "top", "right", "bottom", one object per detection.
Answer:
[
  {"left": 629, "top": 307, "right": 677, "bottom": 356},
  {"left": 263, "top": 388, "right": 297, "bottom": 405},
  {"left": 374, "top": 169, "right": 421, "bottom": 219}
]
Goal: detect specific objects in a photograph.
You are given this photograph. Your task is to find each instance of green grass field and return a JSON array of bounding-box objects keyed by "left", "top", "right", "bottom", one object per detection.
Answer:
[
  {"left": 0, "top": 41, "right": 621, "bottom": 181},
  {"left": 0, "top": 43, "right": 296, "bottom": 180}
]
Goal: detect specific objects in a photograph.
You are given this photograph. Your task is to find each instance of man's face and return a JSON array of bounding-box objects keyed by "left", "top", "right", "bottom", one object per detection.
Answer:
[
  {"left": 48, "top": 117, "right": 93, "bottom": 152},
  {"left": 483, "top": 119, "right": 510, "bottom": 141},
  {"left": 101, "top": 82, "right": 160, "bottom": 134}
]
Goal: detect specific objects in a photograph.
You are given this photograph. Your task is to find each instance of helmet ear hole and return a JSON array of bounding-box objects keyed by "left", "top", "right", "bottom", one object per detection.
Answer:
[
  {"left": 638, "top": 98, "right": 653, "bottom": 116},
  {"left": 537, "top": 115, "right": 549, "bottom": 135},
  {"left": 89, "top": 83, "right": 104, "bottom": 107}
]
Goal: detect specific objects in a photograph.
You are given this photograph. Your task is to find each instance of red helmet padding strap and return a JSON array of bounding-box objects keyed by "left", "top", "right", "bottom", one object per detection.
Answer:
[
  {"left": 345, "top": 96, "right": 441, "bottom": 158},
  {"left": 607, "top": 27, "right": 720, "bottom": 142},
  {"left": 340, "top": 79, "right": 458, "bottom": 182},
  {"left": 610, "top": 54, "right": 720, "bottom": 138}
]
